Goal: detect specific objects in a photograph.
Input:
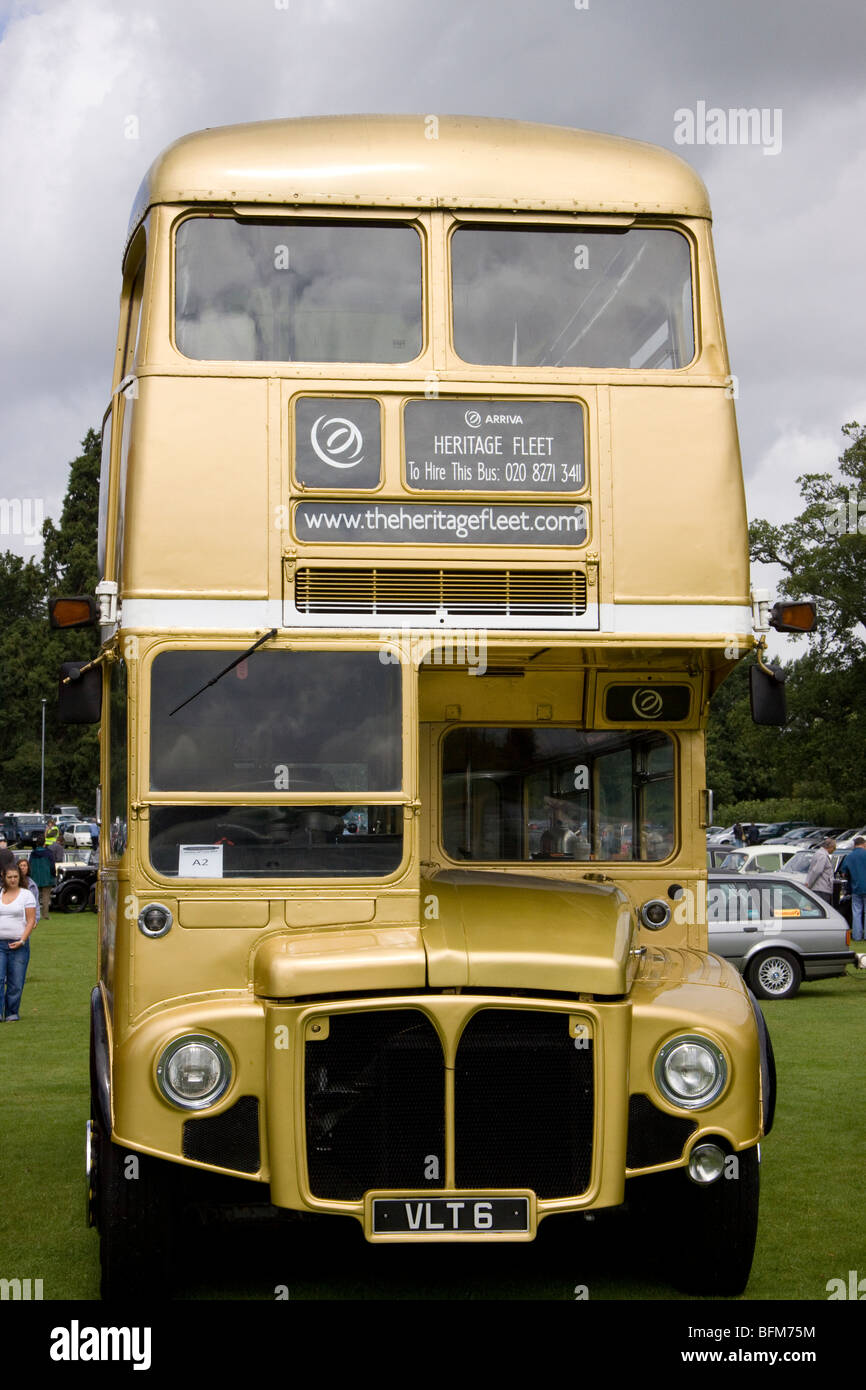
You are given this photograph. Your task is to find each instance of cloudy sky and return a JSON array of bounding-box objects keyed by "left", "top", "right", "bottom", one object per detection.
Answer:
[{"left": 1, "top": 0, "right": 863, "bottom": 598}]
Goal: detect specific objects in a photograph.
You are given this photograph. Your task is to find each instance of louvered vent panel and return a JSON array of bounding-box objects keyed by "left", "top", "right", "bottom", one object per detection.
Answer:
[{"left": 293, "top": 569, "right": 588, "bottom": 616}]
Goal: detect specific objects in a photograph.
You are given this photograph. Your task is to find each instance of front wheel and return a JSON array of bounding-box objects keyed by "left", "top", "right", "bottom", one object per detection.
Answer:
[
  {"left": 747, "top": 949, "right": 802, "bottom": 1000},
  {"left": 57, "top": 880, "right": 89, "bottom": 913},
  {"left": 92, "top": 1116, "right": 174, "bottom": 1300},
  {"left": 670, "top": 1145, "right": 760, "bottom": 1296}
]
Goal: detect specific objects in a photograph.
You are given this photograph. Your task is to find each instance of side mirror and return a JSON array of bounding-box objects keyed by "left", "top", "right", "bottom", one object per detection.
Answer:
[
  {"left": 750, "top": 662, "right": 786, "bottom": 726},
  {"left": 58, "top": 662, "right": 102, "bottom": 724}
]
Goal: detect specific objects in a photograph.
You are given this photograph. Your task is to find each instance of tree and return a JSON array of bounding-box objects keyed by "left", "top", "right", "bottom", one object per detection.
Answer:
[
  {"left": 0, "top": 429, "right": 100, "bottom": 810},
  {"left": 706, "top": 422, "right": 866, "bottom": 822},
  {"left": 749, "top": 421, "right": 866, "bottom": 657}
]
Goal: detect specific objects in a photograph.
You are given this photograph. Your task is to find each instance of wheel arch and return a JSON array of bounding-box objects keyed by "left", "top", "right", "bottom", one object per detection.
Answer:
[
  {"left": 745, "top": 987, "right": 776, "bottom": 1135},
  {"left": 90, "top": 984, "right": 112, "bottom": 1134}
]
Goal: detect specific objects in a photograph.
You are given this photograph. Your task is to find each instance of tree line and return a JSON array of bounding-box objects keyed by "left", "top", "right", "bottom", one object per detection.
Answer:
[
  {"left": 708, "top": 421, "right": 866, "bottom": 824},
  {"left": 0, "top": 430, "right": 100, "bottom": 812}
]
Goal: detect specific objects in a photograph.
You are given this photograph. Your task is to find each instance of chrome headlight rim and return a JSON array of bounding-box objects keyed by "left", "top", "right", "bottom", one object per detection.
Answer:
[
  {"left": 653, "top": 1033, "right": 728, "bottom": 1110},
  {"left": 137, "top": 901, "right": 173, "bottom": 938},
  {"left": 155, "top": 1033, "right": 232, "bottom": 1111}
]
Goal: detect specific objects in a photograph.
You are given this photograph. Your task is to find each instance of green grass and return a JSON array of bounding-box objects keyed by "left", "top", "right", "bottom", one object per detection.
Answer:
[{"left": 2, "top": 913, "right": 864, "bottom": 1300}]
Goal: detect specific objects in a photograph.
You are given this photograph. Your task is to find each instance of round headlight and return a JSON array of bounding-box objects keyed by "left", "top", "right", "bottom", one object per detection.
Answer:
[
  {"left": 654, "top": 1035, "right": 727, "bottom": 1109},
  {"left": 138, "top": 902, "right": 173, "bottom": 938},
  {"left": 640, "top": 899, "right": 671, "bottom": 930},
  {"left": 156, "top": 1035, "right": 231, "bottom": 1110}
]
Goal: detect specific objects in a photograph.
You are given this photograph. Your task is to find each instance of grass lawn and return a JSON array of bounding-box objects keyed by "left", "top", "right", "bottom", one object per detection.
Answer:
[{"left": 2, "top": 911, "right": 864, "bottom": 1301}]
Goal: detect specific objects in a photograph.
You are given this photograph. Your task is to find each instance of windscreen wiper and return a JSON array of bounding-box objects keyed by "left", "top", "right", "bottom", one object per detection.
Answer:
[{"left": 169, "top": 628, "right": 278, "bottom": 716}]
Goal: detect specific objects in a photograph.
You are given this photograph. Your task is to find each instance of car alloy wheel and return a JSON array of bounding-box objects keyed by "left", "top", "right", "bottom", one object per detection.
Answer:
[{"left": 748, "top": 950, "right": 802, "bottom": 1001}]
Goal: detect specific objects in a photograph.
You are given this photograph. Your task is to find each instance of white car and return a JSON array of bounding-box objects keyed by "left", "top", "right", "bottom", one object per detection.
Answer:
[
  {"left": 63, "top": 821, "right": 94, "bottom": 849},
  {"left": 707, "top": 844, "right": 801, "bottom": 874}
]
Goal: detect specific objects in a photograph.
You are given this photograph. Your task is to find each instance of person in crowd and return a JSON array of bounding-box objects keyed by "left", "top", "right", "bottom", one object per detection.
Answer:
[
  {"left": 0, "top": 837, "right": 15, "bottom": 875},
  {"left": 732, "top": 822, "right": 745, "bottom": 847},
  {"left": 746, "top": 823, "right": 761, "bottom": 846},
  {"left": 0, "top": 862, "right": 37, "bottom": 1021},
  {"left": 44, "top": 818, "right": 60, "bottom": 848},
  {"left": 806, "top": 838, "right": 836, "bottom": 905},
  {"left": 28, "top": 834, "right": 56, "bottom": 920},
  {"left": 17, "top": 858, "right": 41, "bottom": 923},
  {"left": 841, "top": 836, "right": 866, "bottom": 942}
]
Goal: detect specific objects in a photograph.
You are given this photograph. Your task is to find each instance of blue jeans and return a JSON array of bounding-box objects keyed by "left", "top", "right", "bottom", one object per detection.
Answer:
[
  {"left": 0, "top": 939, "right": 30, "bottom": 1018},
  {"left": 852, "top": 894, "right": 866, "bottom": 942}
]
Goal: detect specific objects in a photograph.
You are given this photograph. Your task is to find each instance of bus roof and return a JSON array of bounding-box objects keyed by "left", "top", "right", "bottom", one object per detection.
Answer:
[{"left": 127, "top": 114, "right": 711, "bottom": 246}]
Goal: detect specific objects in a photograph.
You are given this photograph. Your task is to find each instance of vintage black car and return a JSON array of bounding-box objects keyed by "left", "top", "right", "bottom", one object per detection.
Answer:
[{"left": 51, "top": 858, "right": 98, "bottom": 912}]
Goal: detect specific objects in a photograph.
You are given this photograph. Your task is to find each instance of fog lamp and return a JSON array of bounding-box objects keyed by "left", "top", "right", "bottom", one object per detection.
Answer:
[{"left": 687, "top": 1142, "right": 727, "bottom": 1185}]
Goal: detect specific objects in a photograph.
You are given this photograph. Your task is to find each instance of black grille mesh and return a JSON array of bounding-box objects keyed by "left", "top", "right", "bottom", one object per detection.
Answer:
[
  {"left": 305, "top": 1010, "right": 445, "bottom": 1200},
  {"left": 454, "top": 1010, "right": 594, "bottom": 1198},
  {"left": 182, "top": 1096, "right": 260, "bottom": 1173},
  {"left": 626, "top": 1094, "right": 697, "bottom": 1168}
]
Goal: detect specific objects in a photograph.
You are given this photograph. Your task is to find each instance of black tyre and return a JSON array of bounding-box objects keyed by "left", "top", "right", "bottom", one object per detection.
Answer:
[
  {"left": 92, "top": 1115, "right": 174, "bottom": 1300},
  {"left": 57, "top": 880, "right": 89, "bottom": 913},
  {"left": 747, "top": 949, "right": 802, "bottom": 1001},
  {"left": 666, "top": 1145, "right": 760, "bottom": 1296}
]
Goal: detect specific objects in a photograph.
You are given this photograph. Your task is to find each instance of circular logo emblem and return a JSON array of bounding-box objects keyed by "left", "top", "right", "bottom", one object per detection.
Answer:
[
  {"left": 464, "top": 409, "right": 481, "bottom": 428},
  {"left": 310, "top": 415, "right": 364, "bottom": 469},
  {"left": 631, "top": 688, "right": 664, "bottom": 719}
]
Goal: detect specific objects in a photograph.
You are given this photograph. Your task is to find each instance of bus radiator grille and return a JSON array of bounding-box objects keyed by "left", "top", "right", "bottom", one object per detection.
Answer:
[
  {"left": 625, "top": 1094, "right": 697, "bottom": 1169},
  {"left": 454, "top": 1010, "right": 594, "bottom": 1198},
  {"left": 305, "top": 1010, "right": 445, "bottom": 1201},
  {"left": 303, "top": 1008, "right": 594, "bottom": 1202},
  {"left": 182, "top": 1096, "right": 261, "bottom": 1173},
  {"left": 293, "top": 568, "right": 588, "bottom": 617}
]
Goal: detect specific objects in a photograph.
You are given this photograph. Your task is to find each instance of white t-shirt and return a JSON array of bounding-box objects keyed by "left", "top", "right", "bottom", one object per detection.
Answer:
[{"left": 0, "top": 888, "right": 36, "bottom": 941}]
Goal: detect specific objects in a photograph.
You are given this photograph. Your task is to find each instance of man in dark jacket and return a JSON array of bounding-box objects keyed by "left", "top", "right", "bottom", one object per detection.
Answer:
[
  {"left": 0, "top": 838, "right": 15, "bottom": 875},
  {"left": 28, "top": 836, "right": 56, "bottom": 920},
  {"left": 841, "top": 837, "right": 866, "bottom": 942}
]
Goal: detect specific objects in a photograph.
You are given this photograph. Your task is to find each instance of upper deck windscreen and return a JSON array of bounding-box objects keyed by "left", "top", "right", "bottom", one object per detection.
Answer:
[
  {"left": 451, "top": 226, "right": 694, "bottom": 369},
  {"left": 175, "top": 219, "right": 423, "bottom": 362}
]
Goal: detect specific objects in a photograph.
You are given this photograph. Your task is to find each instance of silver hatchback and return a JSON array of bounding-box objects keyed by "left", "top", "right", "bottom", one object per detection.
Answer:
[{"left": 707, "top": 872, "right": 855, "bottom": 1000}]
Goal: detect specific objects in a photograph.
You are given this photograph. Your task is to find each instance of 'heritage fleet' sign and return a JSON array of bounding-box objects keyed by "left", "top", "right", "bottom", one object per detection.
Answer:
[{"left": 404, "top": 400, "right": 585, "bottom": 493}]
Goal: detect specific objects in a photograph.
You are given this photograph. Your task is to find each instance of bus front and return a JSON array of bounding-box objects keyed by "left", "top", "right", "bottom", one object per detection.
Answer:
[{"left": 82, "top": 116, "right": 770, "bottom": 1300}]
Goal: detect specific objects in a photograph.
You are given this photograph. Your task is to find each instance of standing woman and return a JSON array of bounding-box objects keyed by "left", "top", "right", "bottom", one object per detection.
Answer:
[
  {"left": 17, "top": 858, "right": 41, "bottom": 923},
  {"left": 0, "top": 863, "right": 37, "bottom": 1021}
]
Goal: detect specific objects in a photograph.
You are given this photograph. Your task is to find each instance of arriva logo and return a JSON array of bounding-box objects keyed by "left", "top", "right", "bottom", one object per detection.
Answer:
[
  {"left": 310, "top": 415, "right": 364, "bottom": 469},
  {"left": 631, "top": 689, "right": 664, "bottom": 719}
]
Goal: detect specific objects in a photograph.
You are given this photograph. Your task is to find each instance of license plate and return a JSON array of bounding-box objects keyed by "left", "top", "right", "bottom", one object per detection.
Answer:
[{"left": 371, "top": 1195, "right": 531, "bottom": 1236}]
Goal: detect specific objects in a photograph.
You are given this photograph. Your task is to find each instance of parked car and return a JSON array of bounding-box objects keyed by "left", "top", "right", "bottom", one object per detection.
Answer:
[
  {"left": 51, "top": 804, "right": 82, "bottom": 820},
  {"left": 63, "top": 821, "right": 95, "bottom": 849},
  {"left": 707, "top": 844, "right": 801, "bottom": 874},
  {"left": 708, "top": 872, "right": 855, "bottom": 999},
  {"left": 4, "top": 813, "right": 48, "bottom": 847},
  {"left": 834, "top": 826, "right": 866, "bottom": 851},
  {"left": 51, "top": 860, "right": 98, "bottom": 913}
]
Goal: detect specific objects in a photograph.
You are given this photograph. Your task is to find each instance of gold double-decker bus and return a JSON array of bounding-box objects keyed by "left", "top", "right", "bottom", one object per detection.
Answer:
[{"left": 58, "top": 116, "right": 779, "bottom": 1299}]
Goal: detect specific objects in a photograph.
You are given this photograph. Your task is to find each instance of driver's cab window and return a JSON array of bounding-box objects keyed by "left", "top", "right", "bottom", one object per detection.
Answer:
[{"left": 442, "top": 726, "right": 674, "bottom": 863}]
